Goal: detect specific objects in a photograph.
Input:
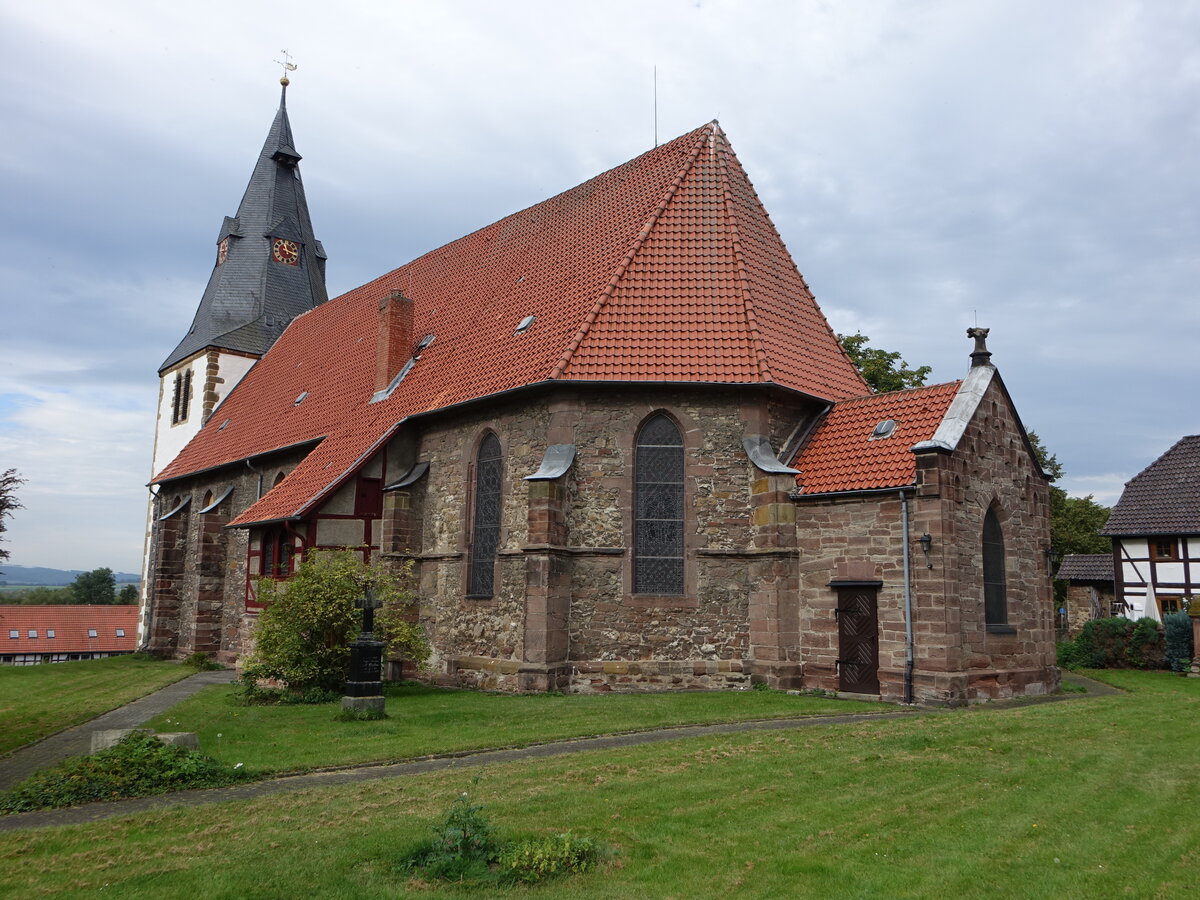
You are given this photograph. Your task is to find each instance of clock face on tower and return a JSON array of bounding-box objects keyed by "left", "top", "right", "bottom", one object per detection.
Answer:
[
  {"left": 216, "top": 238, "right": 229, "bottom": 266},
  {"left": 272, "top": 238, "right": 300, "bottom": 266}
]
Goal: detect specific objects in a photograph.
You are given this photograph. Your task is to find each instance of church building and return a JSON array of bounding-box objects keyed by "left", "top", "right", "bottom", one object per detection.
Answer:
[{"left": 141, "top": 83, "right": 1058, "bottom": 706}]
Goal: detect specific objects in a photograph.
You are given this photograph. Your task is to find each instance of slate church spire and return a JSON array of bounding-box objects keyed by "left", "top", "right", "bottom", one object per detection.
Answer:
[{"left": 161, "top": 78, "right": 328, "bottom": 374}]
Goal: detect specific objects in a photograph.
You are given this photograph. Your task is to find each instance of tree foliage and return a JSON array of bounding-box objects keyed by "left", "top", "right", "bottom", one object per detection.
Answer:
[
  {"left": 245, "top": 550, "right": 428, "bottom": 693},
  {"left": 1027, "top": 431, "right": 1111, "bottom": 559},
  {"left": 837, "top": 333, "right": 932, "bottom": 394},
  {"left": 117, "top": 584, "right": 140, "bottom": 605},
  {"left": 68, "top": 567, "right": 117, "bottom": 605},
  {"left": 0, "top": 469, "right": 24, "bottom": 566}
]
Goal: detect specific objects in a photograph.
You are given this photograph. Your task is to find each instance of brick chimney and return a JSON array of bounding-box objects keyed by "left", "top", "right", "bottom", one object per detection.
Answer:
[{"left": 376, "top": 290, "right": 414, "bottom": 393}]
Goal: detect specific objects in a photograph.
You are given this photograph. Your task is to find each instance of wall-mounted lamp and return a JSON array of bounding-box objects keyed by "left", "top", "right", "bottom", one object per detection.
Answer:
[
  {"left": 917, "top": 533, "right": 933, "bottom": 568},
  {"left": 1044, "top": 546, "right": 1059, "bottom": 575}
]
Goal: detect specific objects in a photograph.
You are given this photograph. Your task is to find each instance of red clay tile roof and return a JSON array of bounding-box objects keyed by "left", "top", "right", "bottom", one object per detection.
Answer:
[
  {"left": 1102, "top": 435, "right": 1200, "bottom": 535},
  {"left": 0, "top": 606, "right": 139, "bottom": 654},
  {"left": 155, "top": 123, "right": 867, "bottom": 526},
  {"left": 1055, "top": 554, "right": 1114, "bottom": 582},
  {"left": 790, "top": 381, "right": 962, "bottom": 494}
]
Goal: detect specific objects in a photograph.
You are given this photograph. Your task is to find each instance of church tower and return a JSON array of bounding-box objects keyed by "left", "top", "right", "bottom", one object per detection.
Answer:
[
  {"left": 150, "top": 76, "right": 328, "bottom": 476},
  {"left": 139, "top": 76, "right": 327, "bottom": 645}
]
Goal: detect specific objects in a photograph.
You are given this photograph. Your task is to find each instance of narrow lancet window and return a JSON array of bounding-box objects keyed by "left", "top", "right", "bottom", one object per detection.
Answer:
[
  {"left": 468, "top": 433, "right": 503, "bottom": 597},
  {"left": 634, "top": 414, "right": 685, "bottom": 594},
  {"left": 983, "top": 506, "right": 1007, "bottom": 626}
]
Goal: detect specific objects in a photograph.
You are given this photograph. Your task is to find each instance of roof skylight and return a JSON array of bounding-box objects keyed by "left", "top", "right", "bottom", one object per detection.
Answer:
[
  {"left": 870, "top": 419, "right": 897, "bottom": 440},
  {"left": 516, "top": 315, "right": 536, "bottom": 334}
]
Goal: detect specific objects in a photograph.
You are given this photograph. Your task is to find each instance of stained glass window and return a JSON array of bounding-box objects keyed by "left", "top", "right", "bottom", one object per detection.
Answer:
[
  {"left": 468, "top": 433, "right": 503, "bottom": 597},
  {"left": 983, "top": 506, "right": 1007, "bottom": 625},
  {"left": 634, "top": 414, "right": 684, "bottom": 594}
]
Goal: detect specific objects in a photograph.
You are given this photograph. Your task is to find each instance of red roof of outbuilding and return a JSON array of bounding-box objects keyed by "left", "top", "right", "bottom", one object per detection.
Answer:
[
  {"left": 155, "top": 123, "right": 867, "bottom": 526},
  {"left": 791, "top": 381, "right": 962, "bottom": 494},
  {"left": 0, "top": 606, "right": 139, "bottom": 654}
]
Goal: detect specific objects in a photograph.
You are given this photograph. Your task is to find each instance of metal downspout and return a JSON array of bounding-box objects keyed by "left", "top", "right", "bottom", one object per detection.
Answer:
[
  {"left": 900, "top": 489, "right": 914, "bottom": 704},
  {"left": 137, "top": 486, "right": 160, "bottom": 653},
  {"left": 246, "top": 458, "right": 263, "bottom": 500}
]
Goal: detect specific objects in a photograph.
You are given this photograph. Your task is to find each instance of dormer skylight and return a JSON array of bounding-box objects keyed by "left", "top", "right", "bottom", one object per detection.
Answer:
[
  {"left": 870, "top": 419, "right": 897, "bottom": 440},
  {"left": 516, "top": 315, "right": 536, "bottom": 334},
  {"left": 294, "top": 391, "right": 308, "bottom": 406}
]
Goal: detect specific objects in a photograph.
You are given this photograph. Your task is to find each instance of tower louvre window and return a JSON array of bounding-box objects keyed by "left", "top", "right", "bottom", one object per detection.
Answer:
[{"left": 171, "top": 370, "right": 193, "bottom": 425}]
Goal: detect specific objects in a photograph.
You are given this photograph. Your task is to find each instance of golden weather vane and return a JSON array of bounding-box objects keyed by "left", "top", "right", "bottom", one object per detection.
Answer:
[{"left": 275, "top": 49, "right": 298, "bottom": 85}]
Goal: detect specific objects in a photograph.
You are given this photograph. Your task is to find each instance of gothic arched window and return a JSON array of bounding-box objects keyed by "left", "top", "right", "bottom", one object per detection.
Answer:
[
  {"left": 983, "top": 505, "right": 1007, "bottom": 626},
  {"left": 634, "top": 413, "right": 684, "bottom": 595},
  {"left": 468, "top": 433, "right": 503, "bottom": 597}
]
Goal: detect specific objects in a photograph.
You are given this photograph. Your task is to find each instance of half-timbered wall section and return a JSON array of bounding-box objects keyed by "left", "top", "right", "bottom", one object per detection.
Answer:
[{"left": 1111, "top": 537, "right": 1197, "bottom": 620}]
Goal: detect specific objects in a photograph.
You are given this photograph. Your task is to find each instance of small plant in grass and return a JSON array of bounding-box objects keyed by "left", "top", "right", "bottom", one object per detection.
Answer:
[
  {"left": 0, "top": 731, "right": 252, "bottom": 813},
  {"left": 499, "top": 832, "right": 603, "bottom": 883},
  {"left": 397, "top": 784, "right": 607, "bottom": 886},
  {"left": 399, "top": 788, "right": 500, "bottom": 881}
]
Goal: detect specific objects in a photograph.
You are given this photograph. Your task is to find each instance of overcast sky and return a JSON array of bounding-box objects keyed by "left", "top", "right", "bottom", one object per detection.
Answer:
[{"left": 1, "top": 0, "right": 1197, "bottom": 573}]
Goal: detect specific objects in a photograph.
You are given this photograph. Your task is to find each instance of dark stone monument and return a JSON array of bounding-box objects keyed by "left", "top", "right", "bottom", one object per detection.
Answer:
[{"left": 342, "top": 586, "right": 386, "bottom": 715}]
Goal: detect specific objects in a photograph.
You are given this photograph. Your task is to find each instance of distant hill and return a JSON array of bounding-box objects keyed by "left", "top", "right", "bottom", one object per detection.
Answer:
[{"left": 0, "top": 565, "right": 140, "bottom": 587}]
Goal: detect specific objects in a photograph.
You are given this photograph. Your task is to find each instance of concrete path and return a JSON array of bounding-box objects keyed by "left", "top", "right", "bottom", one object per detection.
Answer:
[
  {"left": 0, "top": 670, "right": 1121, "bottom": 834},
  {"left": 0, "top": 669, "right": 237, "bottom": 792}
]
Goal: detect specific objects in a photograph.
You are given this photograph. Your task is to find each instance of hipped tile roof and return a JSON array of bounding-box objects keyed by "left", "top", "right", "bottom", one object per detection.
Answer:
[
  {"left": 1055, "top": 554, "right": 1114, "bottom": 582},
  {"left": 790, "top": 381, "right": 962, "bottom": 494},
  {"left": 1102, "top": 435, "right": 1200, "bottom": 535},
  {"left": 155, "top": 123, "right": 867, "bottom": 526},
  {"left": 0, "top": 606, "right": 139, "bottom": 654}
]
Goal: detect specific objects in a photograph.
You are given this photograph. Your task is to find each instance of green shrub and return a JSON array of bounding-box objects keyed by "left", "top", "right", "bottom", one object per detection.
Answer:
[
  {"left": 1164, "top": 611, "right": 1194, "bottom": 673},
  {"left": 1127, "top": 617, "right": 1165, "bottom": 669},
  {"left": 1071, "top": 617, "right": 1135, "bottom": 668},
  {"left": 244, "top": 551, "right": 428, "bottom": 694},
  {"left": 1056, "top": 640, "right": 1086, "bottom": 670},
  {"left": 500, "top": 832, "right": 602, "bottom": 883},
  {"left": 0, "top": 731, "right": 252, "bottom": 813},
  {"left": 183, "top": 651, "right": 223, "bottom": 672},
  {"left": 236, "top": 678, "right": 341, "bottom": 706}
]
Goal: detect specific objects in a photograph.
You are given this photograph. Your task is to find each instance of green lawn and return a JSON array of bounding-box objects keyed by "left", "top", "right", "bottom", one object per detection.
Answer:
[
  {"left": 3, "top": 672, "right": 1197, "bottom": 898},
  {"left": 143, "top": 682, "right": 871, "bottom": 773},
  {"left": 0, "top": 656, "right": 191, "bottom": 755}
]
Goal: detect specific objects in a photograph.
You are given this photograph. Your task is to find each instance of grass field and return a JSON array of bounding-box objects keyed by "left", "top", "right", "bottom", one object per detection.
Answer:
[
  {"left": 0, "top": 656, "right": 191, "bottom": 755},
  {"left": 143, "top": 681, "right": 869, "bottom": 773},
  {"left": 1, "top": 670, "right": 1197, "bottom": 898}
]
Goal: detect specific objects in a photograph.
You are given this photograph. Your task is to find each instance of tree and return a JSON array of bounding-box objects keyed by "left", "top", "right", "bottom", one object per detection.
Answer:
[
  {"left": 68, "top": 567, "right": 117, "bottom": 605},
  {"left": 0, "top": 469, "right": 23, "bottom": 568},
  {"left": 1027, "top": 431, "right": 1110, "bottom": 557},
  {"left": 838, "top": 333, "right": 932, "bottom": 394},
  {"left": 245, "top": 551, "right": 427, "bottom": 693},
  {"left": 117, "top": 584, "right": 140, "bottom": 605}
]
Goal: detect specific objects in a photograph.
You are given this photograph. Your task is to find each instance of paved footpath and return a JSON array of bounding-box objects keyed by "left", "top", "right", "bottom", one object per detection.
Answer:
[
  {"left": 0, "top": 669, "right": 238, "bottom": 792},
  {"left": 0, "top": 671, "right": 1116, "bottom": 834}
]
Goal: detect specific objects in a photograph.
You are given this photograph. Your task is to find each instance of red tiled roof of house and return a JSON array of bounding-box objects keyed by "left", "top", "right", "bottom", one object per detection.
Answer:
[
  {"left": 790, "top": 381, "right": 962, "bottom": 495},
  {"left": 1102, "top": 435, "right": 1200, "bottom": 536},
  {"left": 0, "top": 606, "right": 139, "bottom": 654},
  {"left": 155, "top": 123, "right": 867, "bottom": 526}
]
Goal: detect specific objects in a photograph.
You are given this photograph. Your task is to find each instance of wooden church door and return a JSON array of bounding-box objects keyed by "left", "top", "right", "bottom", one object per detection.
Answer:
[{"left": 835, "top": 583, "right": 880, "bottom": 694}]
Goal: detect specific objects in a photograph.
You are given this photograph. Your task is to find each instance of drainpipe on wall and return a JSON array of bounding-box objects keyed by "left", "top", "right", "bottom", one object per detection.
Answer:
[
  {"left": 137, "top": 485, "right": 161, "bottom": 653},
  {"left": 900, "top": 488, "right": 915, "bottom": 705},
  {"left": 246, "top": 457, "right": 263, "bottom": 501}
]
